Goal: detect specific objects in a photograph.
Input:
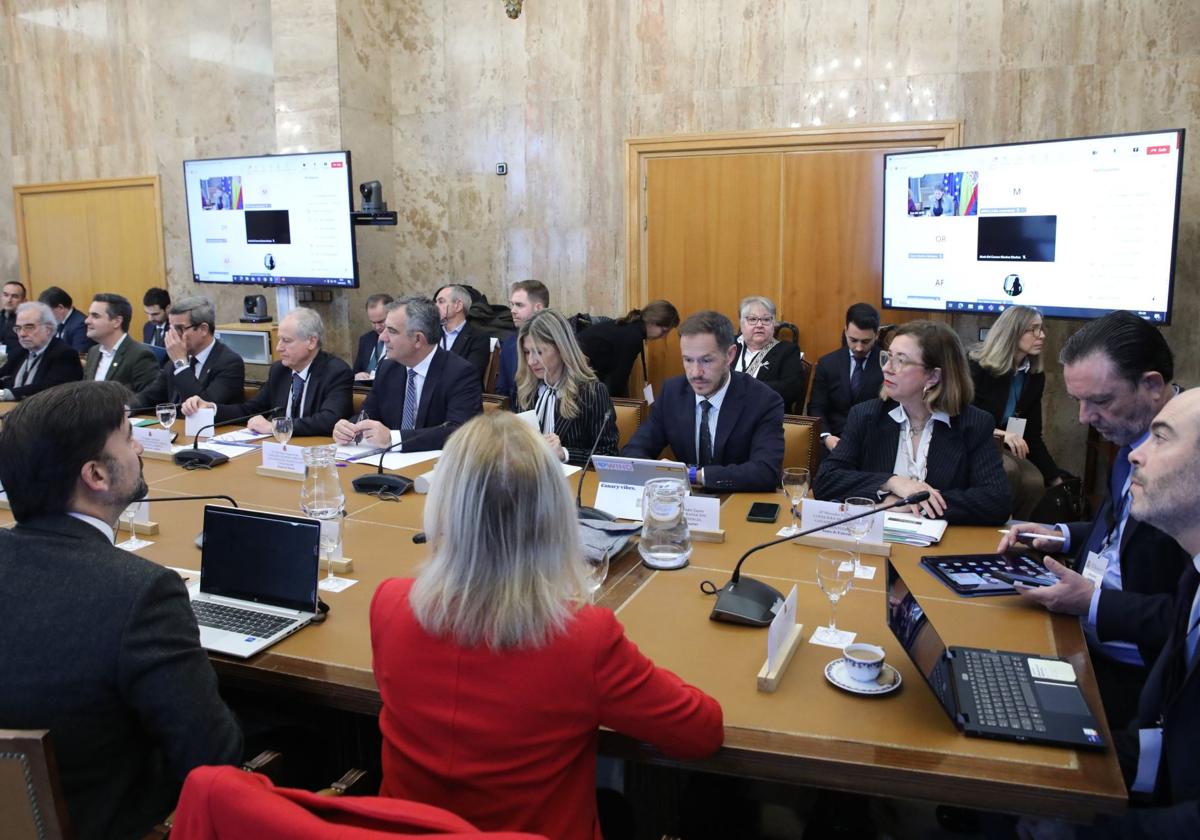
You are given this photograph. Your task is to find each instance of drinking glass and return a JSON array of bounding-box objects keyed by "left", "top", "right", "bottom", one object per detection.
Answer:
[
  {"left": 843, "top": 496, "right": 876, "bottom": 571},
  {"left": 584, "top": 550, "right": 610, "bottom": 604},
  {"left": 780, "top": 467, "right": 810, "bottom": 536},
  {"left": 273, "top": 416, "right": 294, "bottom": 446},
  {"left": 122, "top": 503, "right": 138, "bottom": 546},
  {"left": 156, "top": 402, "right": 176, "bottom": 432},
  {"left": 816, "top": 549, "right": 856, "bottom": 633},
  {"left": 300, "top": 445, "right": 346, "bottom": 584}
]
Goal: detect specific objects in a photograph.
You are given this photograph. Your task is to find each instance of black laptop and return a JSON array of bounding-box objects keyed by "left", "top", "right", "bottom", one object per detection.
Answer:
[{"left": 886, "top": 560, "right": 1105, "bottom": 749}]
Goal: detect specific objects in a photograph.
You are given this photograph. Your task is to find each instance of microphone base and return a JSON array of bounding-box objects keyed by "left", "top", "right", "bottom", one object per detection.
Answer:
[
  {"left": 173, "top": 449, "right": 229, "bottom": 468},
  {"left": 577, "top": 506, "right": 616, "bottom": 522},
  {"left": 709, "top": 576, "right": 786, "bottom": 626},
  {"left": 352, "top": 474, "right": 412, "bottom": 496}
]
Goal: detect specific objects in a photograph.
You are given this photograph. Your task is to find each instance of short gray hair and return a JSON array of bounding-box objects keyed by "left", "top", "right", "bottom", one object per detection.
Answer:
[
  {"left": 391, "top": 295, "right": 441, "bottom": 345},
  {"left": 444, "top": 285, "right": 472, "bottom": 311},
  {"left": 285, "top": 307, "right": 324, "bottom": 346},
  {"left": 17, "top": 301, "right": 55, "bottom": 328},
  {"left": 739, "top": 295, "right": 777, "bottom": 320},
  {"left": 169, "top": 295, "right": 216, "bottom": 333}
]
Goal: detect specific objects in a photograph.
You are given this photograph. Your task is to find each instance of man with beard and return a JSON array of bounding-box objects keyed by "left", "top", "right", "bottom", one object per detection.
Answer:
[{"left": 0, "top": 381, "right": 242, "bottom": 840}]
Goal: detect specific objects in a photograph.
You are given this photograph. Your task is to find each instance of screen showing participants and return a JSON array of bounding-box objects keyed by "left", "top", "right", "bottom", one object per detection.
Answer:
[{"left": 906, "top": 172, "right": 978, "bottom": 217}]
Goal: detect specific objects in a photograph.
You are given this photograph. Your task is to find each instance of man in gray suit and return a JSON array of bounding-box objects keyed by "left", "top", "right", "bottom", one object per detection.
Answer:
[
  {"left": 82, "top": 293, "right": 159, "bottom": 392},
  {"left": 0, "top": 381, "right": 242, "bottom": 840}
]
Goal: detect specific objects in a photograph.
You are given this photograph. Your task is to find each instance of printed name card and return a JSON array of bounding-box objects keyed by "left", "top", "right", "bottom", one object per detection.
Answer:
[
  {"left": 683, "top": 495, "right": 720, "bottom": 531},
  {"left": 124, "top": 501, "right": 151, "bottom": 524},
  {"left": 133, "top": 426, "right": 175, "bottom": 454},
  {"left": 262, "top": 442, "right": 306, "bottom": 475},
  {"left": 184, "top": 407, "right": 216, "bottom": 439},
  {"left": 767, "top": 585, "right": 799, "bottom": 672},
  {"left": 799, "top": 498, "right": 884, "bottom": 543}
]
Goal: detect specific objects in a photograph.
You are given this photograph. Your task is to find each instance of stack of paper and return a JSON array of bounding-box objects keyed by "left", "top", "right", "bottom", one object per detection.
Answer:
[{"left": 883, "top": 512, "right": 948, "bottom": 546}]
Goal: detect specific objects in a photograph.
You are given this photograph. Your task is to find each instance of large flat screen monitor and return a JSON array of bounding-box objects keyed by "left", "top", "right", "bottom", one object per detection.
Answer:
[
  {"left": 882, "top": 129, "right": 1184, "bottom": 323},
  {"left": 183, "top": 150, "right": 359, "bottom": 288}
]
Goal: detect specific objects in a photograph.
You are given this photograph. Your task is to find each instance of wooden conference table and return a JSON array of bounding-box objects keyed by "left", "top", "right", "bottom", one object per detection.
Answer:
[{"left": 0, "top": 408, "right": 1126, "bottom": 821}]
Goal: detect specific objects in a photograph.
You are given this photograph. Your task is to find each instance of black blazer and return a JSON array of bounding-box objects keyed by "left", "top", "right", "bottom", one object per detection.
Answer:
[
  {"left": 578, "top": 321, "right": 645, "bottom": 399},
  {"left": 353, "top": 329, "right": 386, "bottom": 375},
  {"left": 216, "top": 350, "right": 353, "bottom": 437},
  {"left": 442, "top": 320, "right": 491, "bottom": 385},
  {"left": 0, "top": 515, "right": 242, "bottom": 840},
  {"left": 132, "top": 339, "right": 246, "bottom": 410},
  {"left": 495, "top": 332, "right": 518, "bottom": 402},
  {"left": 82, "top": 336, "right": 160, "bottom": 392},
  {"left": 807, "top": 345, "right": 883, "bottom": 437},
  {"left": 969, "top": 359, "right": 1059, "bottom": 484},
  {"left": 622, "top": 372, "right": 785, "bottom": 492},
  {"left": 0, "top": 336, "right": 83, "bottom": 399},
  {"left": 0, "top": 308, "right": 17, "bottom": 353},
  {"left": 734, "top": 340, "right": 807, "bottom": 412},
  {"left": 56, "top": 307, "right": 94, "bottom": 353},
  {"left": 516, "top": 377, "right": 619, "bottom": 466},
  {"left": 814, "top": 398, "right": 1011, "bottom": 525},
  {"left": 361, "top": 348, "right": 482, "bottom": 452}
]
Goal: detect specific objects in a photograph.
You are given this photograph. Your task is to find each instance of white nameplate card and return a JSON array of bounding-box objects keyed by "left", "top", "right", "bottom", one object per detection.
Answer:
[
  {"left": 133, "top": 426, "right": 175, "bottom": 454},
  {"left": 683, "top": 495, "right": 720, "bottom": 532},
  {"left": 799, "top": 498, "right": 884, "bottom": 543},
  {"left": 1006, "top": 416, "right": 1028, "bottom": 440},
  {"left": 184, "top": 407, "right": 216, "bottom": 439},
  {"left": 767, "top": 585, "right": 799, "bottom": 672},
  {"left": 261, "top": 442, "right": 306, "bottom": 475},
  {"left": 125, "top": 501, "right": 152, "bottom": 524}
]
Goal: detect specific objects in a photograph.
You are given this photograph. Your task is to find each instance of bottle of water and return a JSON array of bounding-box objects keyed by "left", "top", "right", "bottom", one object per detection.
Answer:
[{"left": 638, "top": 477, "right": 692, "bottom": 570}]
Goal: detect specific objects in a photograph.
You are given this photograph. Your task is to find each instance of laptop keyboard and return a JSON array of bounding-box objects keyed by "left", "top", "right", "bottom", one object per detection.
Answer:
[
  {"left": 192, "top": 601, "right": 295, "bottom": 639},
  {"left": 962, "top": 650, "right": 1047, "bottom": 734}
]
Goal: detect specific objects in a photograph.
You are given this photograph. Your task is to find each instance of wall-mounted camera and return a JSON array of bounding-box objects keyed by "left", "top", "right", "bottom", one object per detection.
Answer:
[{"left": 352, "top": 179, "right": 398, "bottom": 226}]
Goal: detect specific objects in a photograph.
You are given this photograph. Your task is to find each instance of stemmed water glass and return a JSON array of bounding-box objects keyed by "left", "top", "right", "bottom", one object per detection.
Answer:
[
  {"left": 121, "top": 503, "right": 139, "bottom": 548},
  {"left": 780, "top": 467, "right": 810, "bottom": 536},
  {"left": 273, "top": 416, "right": 294, "bottom": 446},
  {"left": 843, "top": 496, "right": 876, "bottom": 572},
  {"left": 156, "top": 402, "right": 176, "bottom": 432},
  {"left": 584, "top": 549, "right": 610, "bottom": 604},
  {"left": 816, "top": 549, "right": 856, "bottom": 636}
]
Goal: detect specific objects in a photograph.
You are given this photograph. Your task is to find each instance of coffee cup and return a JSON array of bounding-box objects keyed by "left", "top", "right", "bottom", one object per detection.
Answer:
[{"left": 842, "top": 643, "right": 886, "bottom": 682}]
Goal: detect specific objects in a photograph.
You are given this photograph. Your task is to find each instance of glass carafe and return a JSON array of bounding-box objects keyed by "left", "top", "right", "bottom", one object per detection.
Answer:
[
  {"left": 300, "top": 445, "right": 346, "bottom": 571},
  {"left": 637, "top": 477, "right": 692, "bottom": 570}
]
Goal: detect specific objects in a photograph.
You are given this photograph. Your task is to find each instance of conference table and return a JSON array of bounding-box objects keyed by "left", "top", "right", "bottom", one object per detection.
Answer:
[{"left": 0, "top": 405, "right": 1127, "bottom": 822}]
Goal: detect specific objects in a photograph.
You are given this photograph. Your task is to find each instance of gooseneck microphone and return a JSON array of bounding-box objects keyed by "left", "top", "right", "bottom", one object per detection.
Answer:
[
  {"left": 349, "top": 422, "right": 450, "bottom": 496},
  {"left": 707, "top": 491, "right": 931, "bottom": 626},
  {"left": 576, "top": 409, "right": 616, "bottom": 521},
  {"left": 142, "top": 494, "right": 239, "bottom": 508},
  {"left": 173, "top": 407, "right": 281, "bottom": 469}
]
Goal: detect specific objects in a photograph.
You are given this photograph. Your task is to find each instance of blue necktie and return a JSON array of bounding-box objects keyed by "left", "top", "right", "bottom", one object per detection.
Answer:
[
  {"left": 698, "top": 400, "right": 713, "bottom": 467},
  {"left": 401, "top": 368, "right": 418, "bottom": 430},
  {"left": 289, "top": 372, "right": 305, "bottom": 418},
  {"left": 849, "top": 357, "right": 865, "bottom": 398}
]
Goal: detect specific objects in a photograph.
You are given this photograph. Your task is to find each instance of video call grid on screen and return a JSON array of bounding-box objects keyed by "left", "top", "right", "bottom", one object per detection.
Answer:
[
  {"left": 880, "top": 130, "right": 1184, "bottom": 323},
  {"left": 183, "top": 150, "right": 358, "bottom": 288}
]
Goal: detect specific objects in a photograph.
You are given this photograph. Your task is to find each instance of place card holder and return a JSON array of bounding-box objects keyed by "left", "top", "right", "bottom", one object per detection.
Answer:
[{"left": 756, "top": 624, "right": 804, "bottom": 693}]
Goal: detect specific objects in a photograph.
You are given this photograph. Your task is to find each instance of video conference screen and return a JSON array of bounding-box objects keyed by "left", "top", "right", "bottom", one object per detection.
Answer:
[
  {"left": 183, "top": 150, "right": 359, "bottom": 288},
  {"left": 882, "top": 130, "right": 1184, "bottom": 323}
]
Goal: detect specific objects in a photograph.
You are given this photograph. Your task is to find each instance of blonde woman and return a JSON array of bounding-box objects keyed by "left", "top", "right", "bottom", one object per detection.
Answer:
[
  {"left": 516, "top": 309, "right": 618, "bottom": 465},
  {"left": 370, "top": 413, "right": 723, "bottom": 840},
  {"left": 969, "top": 305, "right": 1062, "bottom": 519}
]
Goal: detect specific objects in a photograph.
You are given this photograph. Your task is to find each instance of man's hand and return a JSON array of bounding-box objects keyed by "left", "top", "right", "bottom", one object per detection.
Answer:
[
  {"left": 333, "top": 418, "right": 390, "bottom": 447},
  {"left": 245, "top": 415, "right": 274, "bottom": 434},
  {"left": 164, "top": 327, "right": 187, "bottom": 364},
  {"left": 1015, "top": 557, "right": 1094, "bottom": 616},
  {"left": 180, "top": 396, "right": 213, "bottom": 417},
  {"left": 354, "top": 371, "right": 372, "bottom": 381},
  {"left": 823, "top": 435, "right": 840, "bottom": 452},
  {"left": 883, "top": 476, "right": 946, "bottom": 518},
  {"left": 1004, "top": 431, "right": 1030, "bottom": 459},
  {"left": 997, "top": 522, "right": 1061, "bottom": 553}
]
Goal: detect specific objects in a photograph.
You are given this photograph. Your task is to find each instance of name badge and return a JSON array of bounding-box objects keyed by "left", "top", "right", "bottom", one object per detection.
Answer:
[
  {"left": 1081, "top": 551, "right": 1108, "bottom": 586},
  {"left": 261, "top": 442, "right": 306, "bottom": 475}
]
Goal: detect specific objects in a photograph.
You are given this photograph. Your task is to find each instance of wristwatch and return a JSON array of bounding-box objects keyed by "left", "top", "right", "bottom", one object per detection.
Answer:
[{"left": 173, "top": 359, "right": 188, "bottom": 372}]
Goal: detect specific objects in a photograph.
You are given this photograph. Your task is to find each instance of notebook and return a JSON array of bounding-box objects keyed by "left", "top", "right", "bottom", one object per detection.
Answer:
[
  {"left": 886, "top": 560, "right": 1105, "bottom": 749},
  {"left": 189, "top": 505, "right": 321, "bottom": 658}
]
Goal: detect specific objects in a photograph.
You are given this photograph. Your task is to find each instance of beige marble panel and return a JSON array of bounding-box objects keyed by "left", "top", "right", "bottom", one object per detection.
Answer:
[
  {"left": 390, "top": 0, "right": 446, "bottom": 116},
  {"left": 525, "top": 0, "right": 587, "bottom": 103},
  {"left": 394, "top": 228, "right": 450, "bottom": 292},
  {"left": 868, "top": 0, "right": 959, "bottom": 78},
  {"left": 783, "top": 0, "right": 871, "bottom": 84},
  {"left": 956, "top": 0, "right": 1004, "bottom": 73},
  {"left": 627, "top": 90, "right": 702, "bottom": 137},
  {"left": 442, "top": 0, "right": 526, "bottom": 112},
  {"left": 694, "top": 84, "right": 784, "bottom": 132},
  {"left": 338, "top": 0, "right": 391, "bottom": 116},
  {"left": 868, "top": 74, "right": 959, "bottom": 125}
]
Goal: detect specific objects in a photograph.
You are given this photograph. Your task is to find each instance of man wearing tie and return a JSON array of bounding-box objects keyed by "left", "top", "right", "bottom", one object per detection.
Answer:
[
  {"left": 809, "top": 302, "right": 883, "bottom": 452},
  {"left": 353, "top": 293, "right": 394, "bottom": 382},
  {"left": 141, "top": 287, "right": 171, "bottom": 348},
  {"left": 0, "top": 302, "right": 83, "bottom": 401},
  {"left": 82, "top": 293, "right": 159, "bottom": 392},
  {"left": 184, "top": 308, "right": 352, "bottom": 437},
  {"left": 434, "top": 284, "right": 490, "bottom": 385},
  {"left": 37, "top": 285, "right": 94, "bottom": 353},
  {"left": 1000, "top": 311, "right": 1189, "bottom": 729},
  {"left": 131, "top": 295, "right": 245, "bottom": 410},
  {"left": 0, "top": 280, "right": 26, "bottom": 353},
  {"left": 334, "top": 296, "right": 482, "bottom": 453},
  {"left": 622, "top": 310, "right": 784, "bottom": 492}
]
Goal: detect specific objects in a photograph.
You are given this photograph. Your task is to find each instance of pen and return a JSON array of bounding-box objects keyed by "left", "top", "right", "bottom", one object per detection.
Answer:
[{"left": 997, "top": 529, "right": 1066, "bottom": 542}]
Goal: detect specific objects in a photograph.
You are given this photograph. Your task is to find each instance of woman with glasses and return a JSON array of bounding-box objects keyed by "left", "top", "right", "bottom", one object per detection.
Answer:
[
  {"left": 370, "top": 412, "right": 723, "bottom": 840},
  {"left": 733, "top": 296, "right": 807, "bottom": 412},
  {"left": 516, "top": 309, "right": 619, "bottom": 465},
  {"left": 968, "top": 305, "right": 1062, "bottom": 519},
  {"left": 577, "top": 299, "right": 679, "bottom": 398},
  {"left": 813, "top": 320, "right": 1010, "bottom": 524}
]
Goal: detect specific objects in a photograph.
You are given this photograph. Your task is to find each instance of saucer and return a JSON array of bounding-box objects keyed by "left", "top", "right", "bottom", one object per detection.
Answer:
[{"left": 824, "top": 659, "right": 902, "bottom": 696}]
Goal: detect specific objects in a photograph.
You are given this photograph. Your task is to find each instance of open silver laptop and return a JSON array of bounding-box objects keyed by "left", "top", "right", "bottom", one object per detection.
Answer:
[
  {"left": 591, "top": 455, "right": 689, "bottom": 520},
  {"left": 189, "top": 505, "right": 321, "bottom": 658}
]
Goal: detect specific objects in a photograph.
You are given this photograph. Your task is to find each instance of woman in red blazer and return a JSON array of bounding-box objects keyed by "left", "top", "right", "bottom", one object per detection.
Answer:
[{"left": 371, "top": 412, "right": 723, "bottom": 840}]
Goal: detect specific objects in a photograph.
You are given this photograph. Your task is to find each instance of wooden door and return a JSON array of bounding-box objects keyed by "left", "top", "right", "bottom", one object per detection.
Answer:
[{"left": 14, "top": 176, "right": 166, "bottom": 329}]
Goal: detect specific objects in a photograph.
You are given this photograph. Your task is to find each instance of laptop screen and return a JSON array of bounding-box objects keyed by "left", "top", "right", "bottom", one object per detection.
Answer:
[
  {"left": 885, "top": 560, "right": 957, "bottom": 719},
  {"left": 200, "top": 506, "right": 321, "bottom": 613}
]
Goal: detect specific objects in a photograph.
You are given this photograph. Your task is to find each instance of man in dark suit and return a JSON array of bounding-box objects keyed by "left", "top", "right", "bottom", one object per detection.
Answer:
[
  {"left": 184, "top": 307, "right": 352, "bottom": 437},
  {"left": 435, "top": 284, "right": 491, "bottom": 384},
  {"left": 495, "top": 280, "right": 548, "bottom": 401},
  {"left": 0, "top": 279, "right": 26, "bottom": 352},
  {"left": 38, "top": 285, "right": 94, "bottom": 353},
  {"left": 132, "top": 295, "right": 245, "bottom": 410},
  {"left": 0, "top": 301, "right": 83, "bottom": 400},
  {"left": 353, "top": 292, "right": 393, "bottom": 382},
  {"left": 141, "top": 286, "right": 171, "bottom": 348},
  {"left": 0, "top": 381, "right": 242, "bottom": 840},
  {"left": 1001, "top": 311, "right": 1189, "bottom": 729},
  {"left": 82, "top": 293, "right": 159, "bottom": 392},
  {"left": 622, "top": 310, "right": 784, "bottom": 492},
  {"left": 809, "top": 302, "right": 882, "bottom": 451},
  {"left": 335, "top": 295, "right": 482, "bottom": 452}
]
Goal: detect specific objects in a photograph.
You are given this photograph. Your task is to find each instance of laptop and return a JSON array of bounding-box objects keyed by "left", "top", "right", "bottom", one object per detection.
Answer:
[
  {"left": 189, "top": 505, "right": 321, "bottom": 658},
  {"left": 885, "top": 560, "right": 1105, "bottom": 749},
  {"left": 591, "top": 455, "right": 689, "bottom": 520}
]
